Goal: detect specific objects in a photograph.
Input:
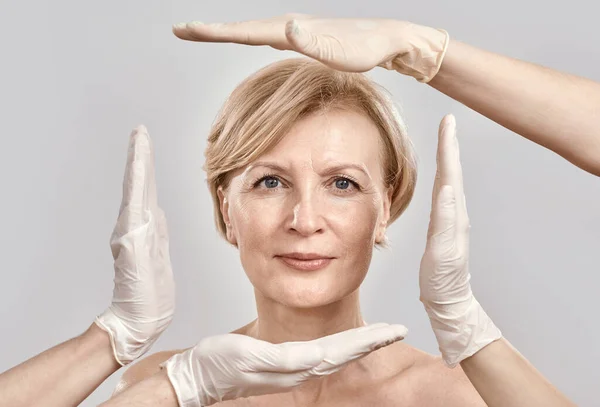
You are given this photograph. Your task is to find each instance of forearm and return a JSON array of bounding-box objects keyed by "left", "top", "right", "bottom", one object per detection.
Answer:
[
  {"left": 100, "top": 369, "right": 178, "bottom": 407},
  {"left": 460, "top": 338, "right": 575, "bottom": 407},
  {"left": 0, "top": 322, "right": 120, "bottom": 407},
  {"left": 428, "top": 39, "right": 600, "bottom": 176}
]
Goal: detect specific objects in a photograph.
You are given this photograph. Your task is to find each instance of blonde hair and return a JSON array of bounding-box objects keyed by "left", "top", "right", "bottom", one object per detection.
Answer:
[{"left": 204, "top": 58, "right": 417, "bottom": 248}]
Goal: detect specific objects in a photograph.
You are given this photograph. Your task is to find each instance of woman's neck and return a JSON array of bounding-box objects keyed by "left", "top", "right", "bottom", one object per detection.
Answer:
[{"left": 248, "top": 288, "right": 366, "bottom": 343}]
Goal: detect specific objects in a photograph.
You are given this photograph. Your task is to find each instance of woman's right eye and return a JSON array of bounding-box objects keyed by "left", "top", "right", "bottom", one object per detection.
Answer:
[
  {"left": 262, "top": 176, "right": 279, "bottom": 188},
  {"left": 255, "top": 175, "right": 281, "bottom": 189}
]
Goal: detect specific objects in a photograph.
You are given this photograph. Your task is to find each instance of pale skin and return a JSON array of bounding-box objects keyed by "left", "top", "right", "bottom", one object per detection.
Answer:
[
  {"left": 428, "top": 39, "right": 600, "bottom": 177},
  {"left": 167, "top": 14, "right": 587, "bottom": 406},
  {"left": 0, "top": 323, "right": 121, "bottom": 407},
  {"left": 0, "top": 122, "right": 409, "bottom": 407},
  {"left": 0, "top": 14, "right": 589, "bottom": 407},
  {"left": 111, "top": 109, "right": 487, "bottom": 406},
  {"left": 0, "top": 117, "right": 410, "bottom": 407},
  {"left": 0, "top": 111, "right": 477, "bottom": 407},
  {"left": 109, "top": 110, "right": 576, "bottom": 407}
]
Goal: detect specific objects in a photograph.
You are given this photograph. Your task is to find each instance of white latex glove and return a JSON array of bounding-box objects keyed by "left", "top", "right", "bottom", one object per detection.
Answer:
[
  {"left": 419, "top": 115, "right": 502, "bottom": 368},
  {"left": 161, "top": 323, "right": 408, "bottom": 406},
  {"left": 172, "top": 14, "right": 449, "bottom": 83},
  {"left": 95, "top": 125, "right": 175, "bottom": 366}
]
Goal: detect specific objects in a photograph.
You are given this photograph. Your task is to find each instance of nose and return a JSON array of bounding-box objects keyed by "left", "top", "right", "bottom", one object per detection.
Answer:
[{"left": 287, "top": 189, "right": 325, "bottom": 237}]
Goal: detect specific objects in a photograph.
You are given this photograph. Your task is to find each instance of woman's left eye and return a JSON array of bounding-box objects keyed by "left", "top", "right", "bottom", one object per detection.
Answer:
[
  {"left": 333, "top": 177, "right": 359, "bottom": 192},
  {"left": 335, "top": 178, "right": 350, "bottom": 189}
]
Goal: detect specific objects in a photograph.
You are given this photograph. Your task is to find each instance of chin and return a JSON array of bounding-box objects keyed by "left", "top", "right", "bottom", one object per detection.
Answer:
[
  {"left": 242, "top": 253, "right": 370, "bottom": 309},
  {"left": 275, "top": 288, "right": 343, "bottom": 309},
  {"left": 261, "top": 269, "right": 364, "bottom": 309}
]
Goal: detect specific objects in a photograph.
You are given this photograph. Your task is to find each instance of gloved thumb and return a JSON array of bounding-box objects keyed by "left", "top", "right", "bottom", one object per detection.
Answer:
[
  {"left": 285, "top": 20, "right": 317, "bottom": 55},
  {"left": 427, "top": 184, "right": 457, "bottom": 245}
]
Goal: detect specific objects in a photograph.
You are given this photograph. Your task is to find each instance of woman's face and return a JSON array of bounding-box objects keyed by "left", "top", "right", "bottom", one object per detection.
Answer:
[{"left": 219, "top": 109, "right": 392, "bottom": 308}]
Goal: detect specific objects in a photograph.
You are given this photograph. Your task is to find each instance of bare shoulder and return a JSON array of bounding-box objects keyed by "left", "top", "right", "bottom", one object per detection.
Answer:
[
  {"left": 113, "top": 349, "right": 185, "bottom": 396},
  {"left": 112, "top": 321, "right": 256, "bottom": 396},
  {"left": 409, "top": 355, "right": 486, "bottom": 406}
]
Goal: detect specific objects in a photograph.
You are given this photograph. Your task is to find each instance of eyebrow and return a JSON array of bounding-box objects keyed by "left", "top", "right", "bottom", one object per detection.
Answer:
[{"left": 245, "top": 160, "right": 373, "bottom": 180}]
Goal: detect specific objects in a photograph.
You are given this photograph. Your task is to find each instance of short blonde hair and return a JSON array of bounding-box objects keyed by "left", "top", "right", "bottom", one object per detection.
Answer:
[{"left": 204, "top": 58, "right": 417, "bottom": 247}]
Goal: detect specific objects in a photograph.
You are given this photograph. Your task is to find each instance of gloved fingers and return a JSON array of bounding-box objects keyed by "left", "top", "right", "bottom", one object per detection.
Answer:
[
  {"left": 427, "top": 185, "right": 457, "bottom": 248},
  {"left": 172, "top": 14, "right": 312, "bottom": 51},
  {"left": 116, "top": 125, "right": 151, "bottom": 229},
  {"left": 284, "top": 20, "right": 326, "bottom": 62},
  {"left": 436, "top": 115, "right": 460, "bottom": 193},
  {"left": 311, "top": 322, "right": 390, "bottom": 343},
  {"left": 246, "top": 339, "right": 325, "bottom": 373},
  {"left": 243, "top": 370, "right": 311, "bottom": 393},
  {"left": 179, "top": 20, "right": 284, "bottom": 45},
  {"left": 246, "top": 323, "right": 393, "bottom": 374},
  {"left": 140, "top": 128, "right": 169, "bottom": 253},
  {"left": 143, "top": 128, "right": 159, "bottom": 214},
  {"left": 428, "top": 117, "right": 448, "bottom": 239},
  {"left": 155, "top": 207, "right": 171, "bottom": 248},
  {"left": 428, "top": 166, "right": 442, "bottom": 241},
  {"left": 434, "top": 115, "right": 470, "bottom": 239},
  {"left": 283, "top": 19, "right": 367, "bottom": 72},
  {"left": 308, "top": 324, "right": 408, "bottom": 373}
]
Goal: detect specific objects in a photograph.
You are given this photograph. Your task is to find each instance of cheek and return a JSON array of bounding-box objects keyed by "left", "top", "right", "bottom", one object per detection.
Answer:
[
  {"left": 329, "top": 195, "right": 381, "bottom": 244},
  {"left": 231, "top": 196, "right": 286, "bottom": 251},
  {"left": 328, "top": 198, "right": 379, "bottom": 290},
  {"left": 231, "top": 192, "right": 382, "bottom": 250}
]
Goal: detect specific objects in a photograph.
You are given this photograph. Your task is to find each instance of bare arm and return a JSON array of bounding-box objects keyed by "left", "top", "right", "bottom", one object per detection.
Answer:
[
  {"left": 428, "top": 39, "right": 600, "bottom": 176},
  {"left": 460, "top": 338, "right": 575, "bottom": 407},
  {"left": 100, "top": 369, "right": 179, "bottom": 407},
  {"left": 0, "top": 323, "right": 120, "bottom": 407},
  {"left": 422, "top": 33, "right": 593, "bottom": 406}
]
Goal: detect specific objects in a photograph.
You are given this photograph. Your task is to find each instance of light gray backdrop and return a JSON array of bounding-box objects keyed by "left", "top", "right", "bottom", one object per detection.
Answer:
[{"left": 0, "top": 1, "right": 597, "bottom": 406}]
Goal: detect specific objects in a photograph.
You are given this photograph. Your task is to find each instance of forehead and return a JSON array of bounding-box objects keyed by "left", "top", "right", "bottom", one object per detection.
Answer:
[{"left": 260, "top": 109, "right": 383, "bottom": 173}]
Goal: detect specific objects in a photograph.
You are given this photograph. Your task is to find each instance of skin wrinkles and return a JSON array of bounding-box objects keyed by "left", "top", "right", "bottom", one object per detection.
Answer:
[{"left": 218, "top": 108, "right": 392, "bottom": 352}]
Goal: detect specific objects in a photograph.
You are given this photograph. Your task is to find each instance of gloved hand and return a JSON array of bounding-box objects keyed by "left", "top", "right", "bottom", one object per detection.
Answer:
[
  {"left": 160, "top": 323, "right": 408, "bottom": 406},
  {"left": 95, "top": 125, "right": 175, "bottom": 366},
  {"left": 419, "top": 114, "right": 502, "bottom": 368},
  {"left": 172, "top": 14, "right": 449, "bottom": 83}
]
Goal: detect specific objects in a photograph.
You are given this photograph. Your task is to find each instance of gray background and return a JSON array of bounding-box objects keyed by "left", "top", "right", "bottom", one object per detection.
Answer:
[{"left": 0, "top": 1, "right": 598, "bottom": 406}]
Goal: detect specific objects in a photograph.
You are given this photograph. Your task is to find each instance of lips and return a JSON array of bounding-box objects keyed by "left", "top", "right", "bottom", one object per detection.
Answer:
[{"left": 275, "top": 253, "right": 335, "bottom": 271}]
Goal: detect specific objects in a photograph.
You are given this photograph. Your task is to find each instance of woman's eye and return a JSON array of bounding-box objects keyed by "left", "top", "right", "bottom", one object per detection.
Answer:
[
  {"left": 254, "top": 175, "right": 358, "bottom": 192},
  {"left": 261, "top": 176, "right": 279, "bottom": 188},
  {"left": 335, "top": 179, "right": 350, "bottom": 189},
  {"left": 334, "top": 177, "right": 358, "bottom": 192}
]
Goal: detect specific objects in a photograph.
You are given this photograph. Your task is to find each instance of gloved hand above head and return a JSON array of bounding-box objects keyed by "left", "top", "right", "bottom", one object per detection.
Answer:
[
  {"left": 95, "top": 125, "right": 175, "bottom": 366},
  {"left": 172, "top": 15, "right": 449, "bottom": 83},
  {"left": 419, "top": 115, "right": 502, "bottom": 368},
  {"left": 161, "top": 323, "right": 408, "bottom": 407}
]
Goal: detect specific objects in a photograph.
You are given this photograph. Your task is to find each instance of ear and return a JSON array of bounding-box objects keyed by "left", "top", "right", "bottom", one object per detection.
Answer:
[
  {"left": 217, "top": 186, "right": 238, "bottom": 246},
  {"left": 375, "top": 187, "right": 393, "bottom": 244}
]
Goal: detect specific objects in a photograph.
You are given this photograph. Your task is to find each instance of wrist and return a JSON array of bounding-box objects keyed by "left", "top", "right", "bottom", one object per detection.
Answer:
[
  {"left": 81, "top": 322, "right": 121, "bottom": 373},
  {"left": 384, "top": 21, "right": 450, "bottom": 83},
  {"left": 160, "top": 350, "right": 206, "bottom": 407},
  {"left": 95, "top": 308, "right": 162, "bottom": 366},
  {"left": 423, "top": 296, "right": 502, "bottom": 368}
]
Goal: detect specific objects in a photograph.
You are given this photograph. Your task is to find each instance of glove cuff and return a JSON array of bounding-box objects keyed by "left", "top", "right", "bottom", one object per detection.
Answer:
[
  {"left": 160, "top": 350, "right": 208, "bottom": 407},
  {"left": 94, "top": 307, "right": 159, "bottom": 366},
  {"left": 381, "top": 24, "right": 450, "bottom": 83},
  {"left": 423, "top": 295, "right": 503, "bottom": 368}
]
